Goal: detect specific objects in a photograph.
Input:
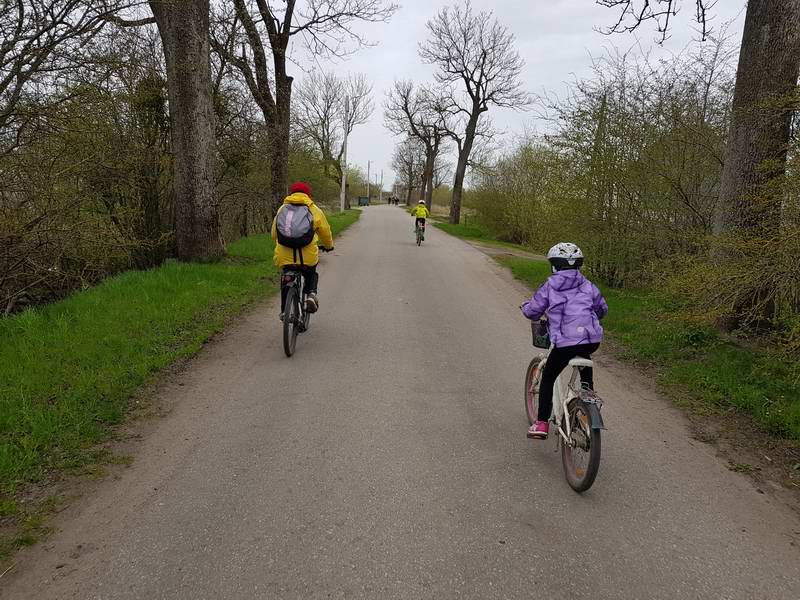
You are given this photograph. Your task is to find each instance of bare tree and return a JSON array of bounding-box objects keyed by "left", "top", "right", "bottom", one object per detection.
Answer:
[
  {"left": 597, "top": 0, "right": 718, "bottom": 42},
  {"left": 419, "top": 1, "right": 529, "bottom": 224},
  {"left": 0, "top": 1, "right": 128, "bottom": 139},
  {"left": 384, "top": 80, "right": 448, "bottom": 210},
  {"left": 432, "top": 154, "right": 452, "bottom": 189},
  {"left": 211, "top": 0, "right": 396, "bottom": 215},
  {"left": 294, "top": 70, "right": 372, "bottom": 207},
  {"left": 392, "top": 138, "right": 425, "bottom": 206}
]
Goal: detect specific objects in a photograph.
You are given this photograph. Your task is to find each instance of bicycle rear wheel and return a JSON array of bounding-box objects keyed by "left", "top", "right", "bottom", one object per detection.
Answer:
[
  {"left": 524, "top": 356, "right": 543, "bottom": 425},
  {"left": 561, "top": 398, "right": 601, "bottom": 493},
  {"left": 416, "top": 228, "right": 422, "bottom": 246},
  {"left": 301, "top": 295, "right": 311, "bottom": 332},
  {"left": 283, "top": 286, "right": 300, "bottom": 357}
]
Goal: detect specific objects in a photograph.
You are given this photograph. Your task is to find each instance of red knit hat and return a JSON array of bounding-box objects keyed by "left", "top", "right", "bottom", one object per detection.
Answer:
[{"left": 290, "top": 181, "right": 312, "bottom": 196}]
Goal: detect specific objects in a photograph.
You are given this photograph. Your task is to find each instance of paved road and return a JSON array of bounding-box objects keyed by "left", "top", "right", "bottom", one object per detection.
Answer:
[{"left": 4, "top": 205, "right": 799, "bottom": 599}]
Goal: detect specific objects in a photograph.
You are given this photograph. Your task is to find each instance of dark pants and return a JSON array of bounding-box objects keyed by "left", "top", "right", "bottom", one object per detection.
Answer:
[
  {"left": 281, "top": 265, "right": 318, "bottom": 311},
  {"left": 415, "top": 218, "right": 426, "bottom": 229},
  {"left": 538, "top": 343, "right": 600, "bottom": 421}
]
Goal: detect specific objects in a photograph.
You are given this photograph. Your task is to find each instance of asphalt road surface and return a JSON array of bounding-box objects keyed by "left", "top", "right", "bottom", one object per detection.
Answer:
[{"left": 4, "top": 205, "right": 799, "bottom": 599}]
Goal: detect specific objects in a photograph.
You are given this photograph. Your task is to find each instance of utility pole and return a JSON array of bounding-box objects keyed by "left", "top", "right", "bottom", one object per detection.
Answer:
[
  {"left": 339, "top": 96, "right": 349, "bottom": 212},
  {"left": 367, "top": 160, "right": 371, "bottom": 201}
]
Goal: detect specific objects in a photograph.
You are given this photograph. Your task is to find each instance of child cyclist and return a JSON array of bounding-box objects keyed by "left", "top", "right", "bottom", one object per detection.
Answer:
[
  {"left": 520, "top": 243, "right": 608, "bottom": 439},
  {"left": 411, "top": 200, "right": 430, "bottom": 234}
]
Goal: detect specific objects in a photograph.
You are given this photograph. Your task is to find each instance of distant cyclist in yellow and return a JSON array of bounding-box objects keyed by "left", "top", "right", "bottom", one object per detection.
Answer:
[{"left": 411, "top": 200, "right": 430, "bottom": 240}]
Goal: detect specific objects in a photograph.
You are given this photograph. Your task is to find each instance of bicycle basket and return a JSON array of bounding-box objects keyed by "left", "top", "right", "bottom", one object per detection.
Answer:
[{"left": 531, "top": 320, "right": 550, "bottom": 349}]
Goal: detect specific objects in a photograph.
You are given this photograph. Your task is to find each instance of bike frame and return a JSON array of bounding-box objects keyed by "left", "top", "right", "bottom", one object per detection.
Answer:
[
  {"left": 536, "top": 351, "right": 597, "bottom": 446},
  {"left": 281, "top": 270, "right": 308, "bottom": 325},
  {"left": 415, "top": 220, "right": 426, "bottom": 245}
]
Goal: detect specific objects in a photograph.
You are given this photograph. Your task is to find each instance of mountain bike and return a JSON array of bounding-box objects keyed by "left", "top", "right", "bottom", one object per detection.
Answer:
[
  {"left": 525, "top": 321, "right": 605, "bottom": 493},
  {"left": 280, "top": 268, "right": 311, "bottom": 357},
  {"left": 415, "top": 220, "right": 426, "bottom": 246},
  {"left": 280, "top": 248, "right": 331, "bottom": 357}
]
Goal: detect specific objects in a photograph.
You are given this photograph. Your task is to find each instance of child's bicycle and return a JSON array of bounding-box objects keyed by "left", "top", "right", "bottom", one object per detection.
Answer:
[
  {"left": 525, "top": 320, "right": 605, "bottom": 493},
  {"left": 415, "top": 221, "right": 425, "bottom": 246}
]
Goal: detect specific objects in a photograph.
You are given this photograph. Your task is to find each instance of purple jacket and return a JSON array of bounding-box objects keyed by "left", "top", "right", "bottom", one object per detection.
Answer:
[{"left": 521, "top": 270, "right": 608, "bottom": 347}]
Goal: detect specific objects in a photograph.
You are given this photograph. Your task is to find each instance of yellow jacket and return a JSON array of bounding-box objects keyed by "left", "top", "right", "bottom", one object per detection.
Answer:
[
  {"left": 271, "top": 193, "right": 333, "bottom": 268},
  {"left": 411, "top": 205, "right": 431, "bottom": 218}
]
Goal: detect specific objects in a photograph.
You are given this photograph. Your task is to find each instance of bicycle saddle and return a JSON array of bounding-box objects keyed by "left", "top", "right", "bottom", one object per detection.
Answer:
[{"left": 569, "top": 358, "right": 594, "bottom": 368}]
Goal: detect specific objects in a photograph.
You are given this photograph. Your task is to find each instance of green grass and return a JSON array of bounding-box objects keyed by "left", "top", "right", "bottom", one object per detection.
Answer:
[
  {"left": 435, "top": 222, "right": 493, "bottom": 241},
  {"left": 434, "top": 221, "right": 537, "bottom": 253},
  {"left": 0, "top": 209, "right": 360, "bottom": 499},
  {"left": 497, "top": 255, "right": 800, "bottom": 441}
]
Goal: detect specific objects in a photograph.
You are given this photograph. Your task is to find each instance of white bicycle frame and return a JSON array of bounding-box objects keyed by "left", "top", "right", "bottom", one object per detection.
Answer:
[{"left": 537, "top": 350, "right": 595, "bottom": 445}]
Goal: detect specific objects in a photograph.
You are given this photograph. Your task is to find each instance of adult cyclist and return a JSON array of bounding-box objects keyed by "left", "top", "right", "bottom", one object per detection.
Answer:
[
  {"left": 271, "top": 182, "right": 333, "bottom": 318},
  {"left": 411, "top": 200, "right": 430, "bottom": 238}
]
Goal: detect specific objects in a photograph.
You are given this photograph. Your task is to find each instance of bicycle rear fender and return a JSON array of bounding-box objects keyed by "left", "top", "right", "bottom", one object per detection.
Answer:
[{"left": 584, "top": 401, "right": 605, "bottom": 430}]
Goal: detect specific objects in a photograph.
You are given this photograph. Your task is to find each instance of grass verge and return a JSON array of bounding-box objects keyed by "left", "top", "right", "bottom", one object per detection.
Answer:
[
  {"left": 0, "top": 209, "right": 359, "bottom": 555},
  {"left": 434, "top": 221, "right": 534, "bottom": 252}
]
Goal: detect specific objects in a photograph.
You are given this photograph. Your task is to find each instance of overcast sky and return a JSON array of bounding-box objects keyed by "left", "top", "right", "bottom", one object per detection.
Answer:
[{"left": 295, "top": 0, "right": 746, "bottom": 190}]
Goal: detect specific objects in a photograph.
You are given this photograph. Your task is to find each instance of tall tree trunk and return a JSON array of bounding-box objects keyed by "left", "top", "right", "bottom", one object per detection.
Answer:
[
  {"left": 268, "top": 69, "right": 293, "bottom": 215},
  {"left": 450, "top": 154, "right": 467, "bottom": 224},
  {"left": 421, "top": 149, "right": 434, "bottom": 208},
  {"left": 424, "top": 173, "right": 434, "bottom": 210},
  {"left": 267, "top": 120, "right": 289, "bottom": 213},
  {"left": 450, "top": 111, "right": 480, "bottom": 224},
  {"left": 424, "top": 138, "right": 441, "bottom": 210},
  {"left": 715, "top": 0, "right": 800, "bottom": 235},
  {"left": 150, "top": 0, "right": 223, "bottom": 262}
]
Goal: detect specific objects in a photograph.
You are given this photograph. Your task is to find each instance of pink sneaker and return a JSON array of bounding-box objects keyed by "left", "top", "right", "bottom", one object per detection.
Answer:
[{"left": 527, "top": 420, "right": 549, "bottom": 439}]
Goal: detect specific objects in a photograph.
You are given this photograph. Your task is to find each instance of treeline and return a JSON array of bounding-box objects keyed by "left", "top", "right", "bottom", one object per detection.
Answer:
[
  {"left": 0, "top": 2, "right": 389, "bottom": 313},
  {"left": 384, "top": 1, "right": 800, "bottom": 356},
  {"left": 469, "top": 38, "right": 799, "bottom": 354},
  {"left": 385, "top": 2, "right": 529, "bottom": 219}
]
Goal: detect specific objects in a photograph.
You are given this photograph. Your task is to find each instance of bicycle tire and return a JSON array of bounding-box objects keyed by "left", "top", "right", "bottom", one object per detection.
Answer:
[
  {"left": 524, "top": 356, "right": 543, "bottom": 426},
  {"left": 416, "top": 228, "right": 422, "bottom": 246},
  {"left": 302, "top": 301, "right": 311, "bottom": 332},
  {"left": 561, "top": 399, "right": 601, "bottom": 493},
  {"left": 283, "top": 286, "right": 300, "bottom": 357}
]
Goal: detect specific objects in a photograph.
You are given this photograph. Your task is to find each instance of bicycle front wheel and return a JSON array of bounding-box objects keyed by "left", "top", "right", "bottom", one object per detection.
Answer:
[
  {"left": 283, "top": 286, "right": 300, "bottom": 357},
  {"left": 524, "top": 356, "right": 543, "bottom": 426},
  {"left": 561, "top": 399, "right": 601, "bottom": 493}
]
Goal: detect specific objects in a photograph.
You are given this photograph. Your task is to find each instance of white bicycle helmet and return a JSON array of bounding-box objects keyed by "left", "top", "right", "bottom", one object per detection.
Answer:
[
  {"left": 547, "top": 242, "right": 584, "bottom": 271},
  {"left": 418, "top": 200, "right": 425, "bottom": 204}
]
